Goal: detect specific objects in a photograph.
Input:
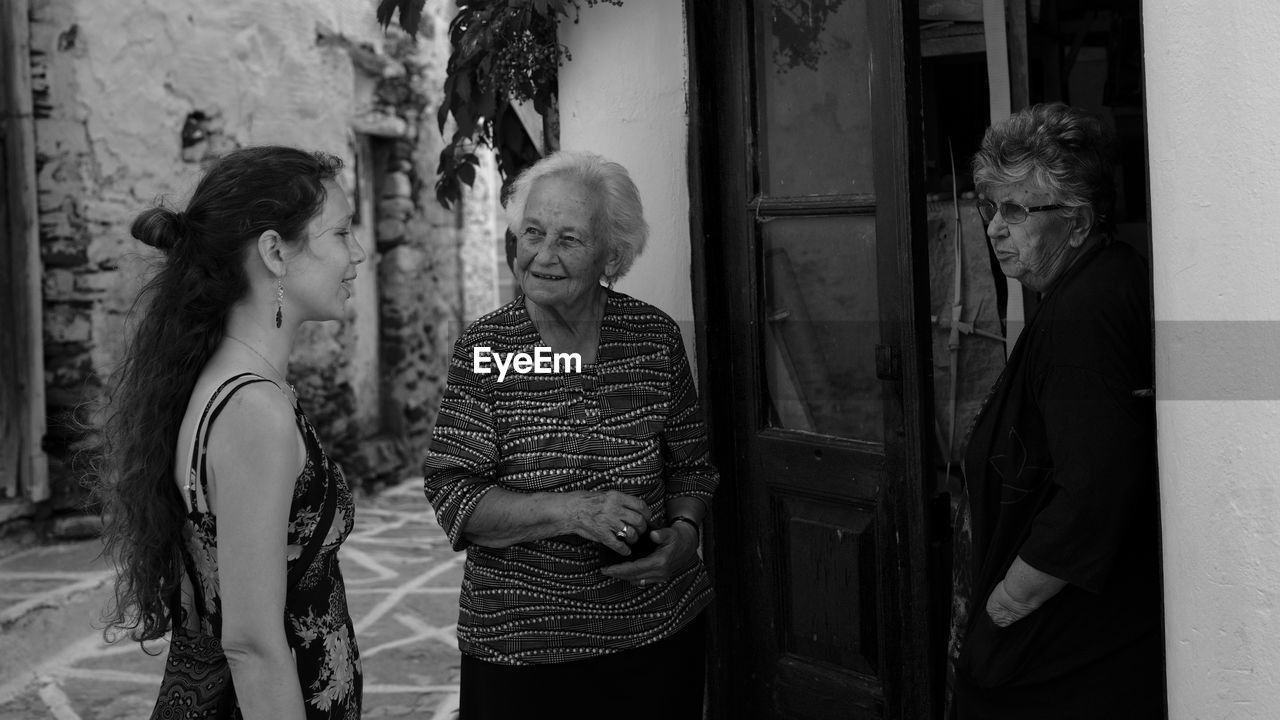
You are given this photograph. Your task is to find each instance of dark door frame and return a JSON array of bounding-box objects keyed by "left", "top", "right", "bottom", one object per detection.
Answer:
[{"left": 686, "top": 1, "right": 938, "bottom": 717}]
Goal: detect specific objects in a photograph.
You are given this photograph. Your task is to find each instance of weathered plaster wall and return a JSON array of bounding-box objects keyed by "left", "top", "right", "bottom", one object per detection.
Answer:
[
  {"left": 1145, "top": 2, "right": 1280, "bottom": 716},
  {"left": 29, "top": 0, "right": 488, "bottom": 502},
  {"left": 557, "top": 1, "right": 697, "bottom": 369},
  {"left": 460, "top": 148, "right": 501, "bottom": 324}
]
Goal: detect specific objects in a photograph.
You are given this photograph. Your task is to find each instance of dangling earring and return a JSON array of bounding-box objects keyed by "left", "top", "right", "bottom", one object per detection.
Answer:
[{"left": 275, "top": 279, "right": 284, "bottom": 328}]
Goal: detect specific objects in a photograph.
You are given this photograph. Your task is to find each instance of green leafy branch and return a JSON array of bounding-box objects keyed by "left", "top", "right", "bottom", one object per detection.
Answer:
[{"left": 377, "top": 0, "right": 623, "bottom": 208}]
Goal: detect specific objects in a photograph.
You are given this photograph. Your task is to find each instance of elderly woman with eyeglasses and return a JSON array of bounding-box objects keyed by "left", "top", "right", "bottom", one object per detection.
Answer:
[
  {"left": 947, "top": 104, "right": 1164, "bottom": 719},
  {"left": 423, "top": 151, "right": 718, "bottom": 720}
]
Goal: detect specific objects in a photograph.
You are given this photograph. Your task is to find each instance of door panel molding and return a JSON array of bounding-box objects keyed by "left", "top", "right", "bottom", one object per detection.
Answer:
[
  {"left": 868, "top": 0, "right": 937, "bottom": 714},
  {"left": 750, "top": 194, "right": 880, "bottom": 215},
  {"left": 775, "top": 656, "right": 884, "bottom": 719}
]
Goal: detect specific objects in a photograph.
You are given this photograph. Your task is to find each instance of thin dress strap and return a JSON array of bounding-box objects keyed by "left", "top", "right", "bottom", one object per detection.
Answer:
[{"left": 184, "top": 372, "right": 284, "bottom": 514}]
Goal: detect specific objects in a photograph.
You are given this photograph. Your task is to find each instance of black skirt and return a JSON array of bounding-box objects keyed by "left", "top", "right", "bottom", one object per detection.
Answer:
[
  {"left": 459, "top": 613, "right": 706, "bottom": 720},
  {"left": 953, "top": 627, "right": 1165, "bottom": 720}
]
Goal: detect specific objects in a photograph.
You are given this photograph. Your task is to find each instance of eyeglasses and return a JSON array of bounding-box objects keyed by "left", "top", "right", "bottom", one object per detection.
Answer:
[{"left": 975, "top": 198, "right": 1068, "bottom": 225}]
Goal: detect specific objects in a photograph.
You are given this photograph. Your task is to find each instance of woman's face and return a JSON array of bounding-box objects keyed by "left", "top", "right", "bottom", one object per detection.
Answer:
[
  {"left": 514, "top": 175, "right": 619, "bottom": 312},
  {"left": 285, "top": 178, "right": 366, "bottom": 322},
  {"left": 979, "top": 179, "right": 1086, "bottom": 293}
]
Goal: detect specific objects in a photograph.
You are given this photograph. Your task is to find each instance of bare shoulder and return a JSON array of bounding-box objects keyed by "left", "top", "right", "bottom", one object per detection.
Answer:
[{"left": 204, "top": 381, "right": 303, "bottom": 479}]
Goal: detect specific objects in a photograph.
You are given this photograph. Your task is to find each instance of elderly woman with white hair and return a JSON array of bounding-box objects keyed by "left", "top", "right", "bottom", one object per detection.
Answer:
[{"left": 423, "top": 151, "right": 718, "bottom": 719}]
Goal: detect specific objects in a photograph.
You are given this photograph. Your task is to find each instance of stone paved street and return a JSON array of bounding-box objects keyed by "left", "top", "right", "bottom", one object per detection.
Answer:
[{"left": 0, "top": 477, "right": 463, "bottom": 720}]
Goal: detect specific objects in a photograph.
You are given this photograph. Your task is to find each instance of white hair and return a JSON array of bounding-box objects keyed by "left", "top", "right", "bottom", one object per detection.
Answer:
[{"left": 504, "top": 150, "right": 648, "bottom": 285}]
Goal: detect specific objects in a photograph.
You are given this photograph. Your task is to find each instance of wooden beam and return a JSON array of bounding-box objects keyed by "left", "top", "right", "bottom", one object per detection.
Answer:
[
  {"left": 980, "top": 0, "right": 1037, "bottom": 352},
  {"left": 0, "top": 499, "right": 38, "bottom": 525},
  {"left": 1005, "top": 0, "right": 1038, "bottom": 324},
  {"left": 508, "top": 99, "right": 545, "bottom": 157},
  {"left": 983, "top": 0, "right": 1012, "bottom": 120},
  {"left": 982, "top": 0, "right": 1025, "bottom": 354},
  {"left": 920, "top": 22, "right": 987, "bottom": 57},
  {"left": 1007, "top": 0, "right": 1031, "bottom": 110},
  {"left": 920, "top": 0, "right": 984, "bottom": 22},
  {"left": 1, "top": 0, "right": 50, "bottom": 505}
]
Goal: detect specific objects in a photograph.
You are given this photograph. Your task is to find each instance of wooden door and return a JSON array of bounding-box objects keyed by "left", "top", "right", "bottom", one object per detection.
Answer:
[{"left": 691, "top": 1, "right": 935, "bottom": 718}]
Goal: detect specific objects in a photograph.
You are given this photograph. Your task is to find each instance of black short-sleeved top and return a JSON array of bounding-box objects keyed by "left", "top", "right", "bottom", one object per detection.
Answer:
[
  {"left": 422, "top": 290, "right": 719, "bottom": 665},
  {"left": 950, "top": 241, "right": 1163, "bottom": 695}
]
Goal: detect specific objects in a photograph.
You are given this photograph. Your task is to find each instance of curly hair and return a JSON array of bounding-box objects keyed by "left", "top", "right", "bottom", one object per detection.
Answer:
[
  {"left": 504, "top": 150, "right": 649, "bottom": 286},
  {"left": 972, "top": 102, "right": 1119, "bottom": 234},
  {"left": 91, "top": 146, "right": 343, "bottom": 644}
]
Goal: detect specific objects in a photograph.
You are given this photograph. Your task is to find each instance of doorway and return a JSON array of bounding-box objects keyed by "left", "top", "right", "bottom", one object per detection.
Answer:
[
  {"left": 689, "top": 1, "right": 1151, "bottom": 718},
  {"left": 690, "top": 1, "right": 936, "bottom": 718}
]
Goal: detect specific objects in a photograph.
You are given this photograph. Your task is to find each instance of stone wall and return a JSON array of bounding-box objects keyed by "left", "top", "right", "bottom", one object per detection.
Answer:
[{"left": 24, "top": 0, "right": 499, "bottom": 514}]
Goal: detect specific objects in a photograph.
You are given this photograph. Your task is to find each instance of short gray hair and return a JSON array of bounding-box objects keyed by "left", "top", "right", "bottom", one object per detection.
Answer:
[
  {"left": 972, "top": 102, "right": 1118, "bottom": 233},
  {"left": 504, "top": 150, "right": 648, "bottom": 285}
]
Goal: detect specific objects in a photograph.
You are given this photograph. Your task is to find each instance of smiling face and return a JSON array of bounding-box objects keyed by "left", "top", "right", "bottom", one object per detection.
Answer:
[
  {"left": 513, "top": 175, "right": 619, "bottom": 313},
  {"left": 286, "top": 178, "right": 366, "bottom": 322},
  {"left": 980, "top": 179, "right": 1089, "bottom": 293}
]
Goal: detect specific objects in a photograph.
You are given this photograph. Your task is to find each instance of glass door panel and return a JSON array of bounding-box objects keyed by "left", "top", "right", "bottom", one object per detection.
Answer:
[
  {"left": 756, "top": 0, "right": 875, "bottom": 196},
  {"left": 761, "top": 215, "right": 882, "bottom": 441}
]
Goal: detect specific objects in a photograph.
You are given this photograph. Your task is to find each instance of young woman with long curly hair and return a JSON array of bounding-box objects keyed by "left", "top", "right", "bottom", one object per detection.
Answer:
[{"left": 92, "top": 146, "right": 366, "bottom": 719}]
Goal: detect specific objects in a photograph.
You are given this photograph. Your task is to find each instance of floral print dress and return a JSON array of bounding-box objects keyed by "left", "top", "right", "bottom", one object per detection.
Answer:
[{"left": 180, "top": 373, "right": 362, "bottom": 719}]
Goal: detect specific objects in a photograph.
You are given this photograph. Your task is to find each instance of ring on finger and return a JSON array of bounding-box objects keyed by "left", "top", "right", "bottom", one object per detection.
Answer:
[{"left": 615, "top": 523, "right": 631, "bottom": 541}]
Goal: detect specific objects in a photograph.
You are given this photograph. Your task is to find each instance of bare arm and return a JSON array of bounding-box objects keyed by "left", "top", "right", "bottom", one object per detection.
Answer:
[
  {"left": 985, "top": 555, "right": 1068, "bottom": 627},
  {"left": 207, "top": 386, "right": 308, "bottom": 720},
  {"left": 462, "top": 488, "right": 651, "bottom": 557}
]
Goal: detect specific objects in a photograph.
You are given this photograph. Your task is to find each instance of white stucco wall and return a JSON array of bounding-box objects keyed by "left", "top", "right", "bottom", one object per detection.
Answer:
[
  {"left": 557, "top": 1, "right": 697, "bottom": 366},
  {"left": 1145, "top": 3, "right": 1280, "bottom": 716}
]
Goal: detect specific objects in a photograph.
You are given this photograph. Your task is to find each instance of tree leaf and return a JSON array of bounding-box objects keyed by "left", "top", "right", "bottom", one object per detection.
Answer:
[
  {"left": 475, "top": 88, "right": 497, "bottom": 122},
  {"left": 401, "top": 0, "right": 426, "bottom": 36},
  {"left": 376, "top": 0, "right": 427, "bottom": 36},
  {"left": 436, "top": 175, "right": 460, "bottom": 209},
  {"left": 379, "top": 0, "right": 623, "bottom": 209},
  {"left": 437, "top": 101, "right": 451, "bottom": 135},
  {"left": 453, "top": 103, "right": 476, "bottom": 137},
  {"left": 457, "top": 161, "right": 477, "bottom": 186},
  {"left": 375, "top": 0, "right": 396, "bottom": 28}
]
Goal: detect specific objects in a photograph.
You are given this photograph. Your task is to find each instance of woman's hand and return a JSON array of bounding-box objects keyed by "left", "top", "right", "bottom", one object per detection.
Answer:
[
  {"left": 565, "top": 490, "right": 652, "bottom": 557},
  {"left": 984, "top": 581, "right": 1042, "bottom": 627},
  {"left": 984, "top": 555, "right": 1068, "bottom": 627},
  {"left": 600, "top": 521, "right": 699, "bottom": 587}
]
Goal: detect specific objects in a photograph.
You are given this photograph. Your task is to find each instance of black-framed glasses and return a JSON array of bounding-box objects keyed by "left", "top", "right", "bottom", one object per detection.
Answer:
[{"left": 975, "top": 198, "right": 1068, "bottom": 225}]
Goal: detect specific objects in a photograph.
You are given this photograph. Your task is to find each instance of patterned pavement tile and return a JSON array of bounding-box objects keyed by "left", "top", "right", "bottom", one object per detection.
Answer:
[{"left": 0, "top": 477, "right": 463, "bottom": 720}]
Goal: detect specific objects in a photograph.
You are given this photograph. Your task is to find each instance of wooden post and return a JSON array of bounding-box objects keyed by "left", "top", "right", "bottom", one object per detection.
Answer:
[
  {"left": 1007, "top": 0, "right": 1031, "bottom": 111},
  {"left": 983, "top": 0, "right": 1012, "bottom": 120},
  {"left": 982, "top": 0, "right": 1037, "bottom": 353},
  {"left": 1005, "top": 0, "right": 1041, "bottom": 325},
  {"left": 1, "top": 0, "right": 50, "bottom": 509}
]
